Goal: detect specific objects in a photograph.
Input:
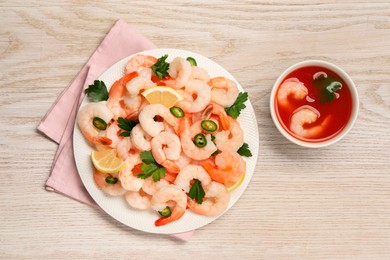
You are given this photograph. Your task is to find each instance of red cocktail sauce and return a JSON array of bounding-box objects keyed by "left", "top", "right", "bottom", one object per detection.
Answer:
[{"left": 275, "top": 66, "right": 353, "bottom": 142}]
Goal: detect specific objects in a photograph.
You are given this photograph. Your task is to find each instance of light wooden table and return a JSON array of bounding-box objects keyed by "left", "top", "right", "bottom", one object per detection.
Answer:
[{"left": 1, "top": 1, "right": 390, "bottom": 259}]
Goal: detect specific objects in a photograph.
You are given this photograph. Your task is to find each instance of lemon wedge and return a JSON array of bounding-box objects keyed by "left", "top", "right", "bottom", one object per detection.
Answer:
[
  {"left": 226, "top": 162, "right": 246, "bottom": 192},
  {"left": 91, "top": 149, "right": 124, "bottom": 174},
  {"left": 141, "top": 86, "right": 184, "bottom": 108}
]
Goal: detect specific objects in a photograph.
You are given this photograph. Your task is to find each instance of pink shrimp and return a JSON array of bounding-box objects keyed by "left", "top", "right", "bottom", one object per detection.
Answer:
[
  {"left": 151, "top": 132, "right": 181, "bottom": 174},
  {"left": 125, "top": 54, "right": 157, "bottom": 75},
  {"left": 187, "top": 181, "right": 230, "bottom": 216},
  {"left": 208, "top": 77, "right": 239, "bottom": 108},
  {"left": 93, "top": 169, "right": 126, "bottom": 196},
  {"left": 201, "top": 150, "right": 245, "bottom": 186},
  {"left": 201, "top": 102, "right": 230, "bottom": 131},
  {"left": 277, "top": 78, "right": 308, "bottom": 109},
  {"left": 151, "top": 185, "right": 187, "bottom": 226},
  {"left": 77, "top": 102, "right": 113, "bottom": 147}
]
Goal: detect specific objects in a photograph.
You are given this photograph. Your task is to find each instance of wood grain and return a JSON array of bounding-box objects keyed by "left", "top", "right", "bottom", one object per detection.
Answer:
[{"left": 1, "top": 1, "right": 390, "bottom": 259}]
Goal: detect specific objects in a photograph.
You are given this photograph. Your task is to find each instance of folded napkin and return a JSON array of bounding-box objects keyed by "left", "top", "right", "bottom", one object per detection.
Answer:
[{"left": 38, "top": 20, "right": 193, "bottom": 241}]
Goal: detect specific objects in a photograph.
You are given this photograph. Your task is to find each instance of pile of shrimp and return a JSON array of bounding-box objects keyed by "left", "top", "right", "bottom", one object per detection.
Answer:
[{"left": 77, "top": 54, "right": 246, "bottom": 226}]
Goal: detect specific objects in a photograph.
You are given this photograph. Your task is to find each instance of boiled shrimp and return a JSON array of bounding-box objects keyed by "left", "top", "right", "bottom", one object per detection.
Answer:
[
  {"left": 125, "top": 189, "right": 152, "bottom": 210},
  {"left": 125, "top": 54, "right": 157, "bottom": 75},
  {"left": 77, "top": 102, "right": 113, "bottom": 146},
  {"left": 130, "top": 124, "right": 152, "bottom": 151},
  {"left": 94, "top": 122, "right": 121, "bottom": 151},
  {"left": 277, "top": 78, "right": 308, "bottom": 108},
  {"left": 151, "top": 185, "right": 187, "bottom": 226},
  {"left": 174, "top": 165, "right": 211, "bottom": 193},
  {"left": 93, "top": 169, "right": 126, "bottom": 196},
  {"left": 142, "top": 178, "right": 170, "bottom": 196},
  {"left": 290, "top": 106, "right": 331, "bottom": 139},
  {"left": 176, "top": 152, "right": 192, "bottom": 171},
  {"left": 138, "top": 104, "right": 179, "bottom": 137},
  {"left": 201, "top": 102, "right": 230, "bottom": 130},
  {"left": 180, "top": 116, "right": 217, "bottom": 161},
  {"left": 126, "top": 74, "right": 155, "bottom": 97},
  {"left": 201, "top": 150, "right": 245, "bottom": 186},
  {"left": 118, "top": 156, "right": 144, "bottom": 192},
  {"left": 165, "top": 57, "right": 192, "bottom": 88},
  {"left": 176, "top": 79, "right": 211, "bottom": 113},
  {"left": 151, "top": 132, "right": 181, "bottom": 173},
  {"left": 107, "top": 72, "right": 139, "bottom": 119},
  {"left": 208, "top": 77, "right": 239, "bottom": 108},
  {"left": 190, "top": 66, "right": 210, "bottom": 82},
  {"left": 116, "top": 137, "right": 133, "bottom": 161},
  {"left": 187, "top": 181, "right": 230, "bottom": 216},
  {"left": 214, "top": 117, "right": 244, "bottom": 152}
]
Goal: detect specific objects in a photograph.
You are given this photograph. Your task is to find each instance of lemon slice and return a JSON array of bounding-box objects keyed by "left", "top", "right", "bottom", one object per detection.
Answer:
[
  {"left": 141, "top": 86, "right": 184, "bottom": 108},
  {"left": 226, "top": 162, "right": 246, "bottom": 192},
  {"left": 91, "top": 149, "right": 124, "bottom": 174}
]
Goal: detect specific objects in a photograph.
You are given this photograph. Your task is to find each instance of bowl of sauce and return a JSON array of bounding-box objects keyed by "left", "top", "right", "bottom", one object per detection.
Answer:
[{"left": 270, "top": 60, "right": 359, "bottom": 148}]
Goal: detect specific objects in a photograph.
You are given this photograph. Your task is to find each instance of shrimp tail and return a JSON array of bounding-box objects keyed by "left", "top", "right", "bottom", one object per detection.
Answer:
[
  {"left": 162, "top": 160, "right": 180, "bottom": 174},
  {"left": 219, "top": 114, "right": 230, "bottom": 131},
  {"left": 95, "top": 136, "right": 113, "bottom": 146},
  {"left": 154, "top": 208, "right": 185, "bottom": 226},
  {"left": 109, "top": 71, "right": 139, "bottom": 98},
  {"left": 201, "top": 159, "right": 226, "bottom": 184}
]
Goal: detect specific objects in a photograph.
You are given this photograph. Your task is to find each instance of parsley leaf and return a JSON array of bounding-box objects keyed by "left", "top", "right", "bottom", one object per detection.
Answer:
[
  {"left": 151, "top": 54, "right": 170, "bottom": 79},
  {"left": 188, "top": 179, "right": 205, "bottom": 204},
  {"left": 140, "top": 151, "right": 156, "bottom": 164},
  {"left": 237, "top": 142, "right": 252, "bottom": 157},
  {"left": 225, "top": 92, "right": 248, "bottom": 119},
  {"left": 152, "top": 167, "right": 166, "bottom": 182},
  {"left": 117, "top": 118, "right": 137, "bottom": 136},
  {"left": 313, "top": 75, "right": 342, "bottom": 103},
  {"left": 85, "top": 80, "right": 108, "bottom": 102},
  {"left": 137, "top": 151, "right": 166, "bottom": 182}
]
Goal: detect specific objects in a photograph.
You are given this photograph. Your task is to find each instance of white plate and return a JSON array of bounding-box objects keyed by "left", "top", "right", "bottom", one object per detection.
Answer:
[{"left": 73, "top": 48, "right": 259, "bottom": 234}]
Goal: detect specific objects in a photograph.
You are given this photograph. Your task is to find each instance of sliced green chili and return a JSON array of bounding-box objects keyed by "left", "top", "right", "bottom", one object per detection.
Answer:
[
  {"left": 194, "top": 133, "right": 207, "bottom": 148},
  {"left": 186, "top": 57, "right": 197, "bottom": 66},
  {"left": 201, "top": 120, "right": 218, "bottom": 132},
  {"left": 93, "top": 117, "right": 107, "bottom": 130},
  {"left": 158, "top": 206, "right": 172, "bottom": 217},
  {"left": 170, "top": 106, "right": 185, "bottom": 118},
  {"left": 105, "top": 175, "right": 118, "bottom": 184}
]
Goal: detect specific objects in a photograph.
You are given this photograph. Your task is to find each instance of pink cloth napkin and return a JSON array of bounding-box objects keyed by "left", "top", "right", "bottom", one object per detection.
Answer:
[{"left": 38, "top": 20, "right": 194, "bottom": 241}]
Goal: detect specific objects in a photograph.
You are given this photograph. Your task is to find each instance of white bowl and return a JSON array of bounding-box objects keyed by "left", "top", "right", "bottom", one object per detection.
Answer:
[{"left": 270, "top": 60, "right": 359, "bottom": 148}]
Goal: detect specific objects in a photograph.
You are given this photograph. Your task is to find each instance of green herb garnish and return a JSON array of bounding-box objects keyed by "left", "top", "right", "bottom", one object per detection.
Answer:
[
  {"left": 151, "top": 54, "right": 170, "bottom": 79},
  {"left": 237, "top": 142, "right": 252, "bottom": 157},
  {"left": 188, "top": 179, "right": 205, "bottom": 204},
  {"left": 313, "top": 75, "right": 342, "bottom": 103},
  {"left": 85, "top": 80, "right": 108, "bottom": 102},
  {"left": 137, "top": 151, "right": 166, "bottom": 182},
  {"left": 117, "top": 118, "right": 137, "bottom": 137},
  {"left": 225, "top": 92, "right": 248, "bottom": 119}
]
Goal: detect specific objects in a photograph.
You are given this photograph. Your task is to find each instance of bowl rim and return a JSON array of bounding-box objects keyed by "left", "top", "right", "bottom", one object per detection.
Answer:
[{"left": 270, "top": 59, "right": 359, "bottom": 148}]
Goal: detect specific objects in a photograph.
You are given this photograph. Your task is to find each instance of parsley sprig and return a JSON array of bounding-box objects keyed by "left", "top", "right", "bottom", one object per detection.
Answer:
[
  {"left": 225, "top": 92, "right": 248, "bottom": 119},
  {"left": 85, "top": 80, "right": 108, "bottom": 102},
  {"left": 117, "top": 118, "right": 137, "bottom": 137},
  {"left": 137, "top": 151, "right": 166, "bottom": 182},
  {"left": 237, "top": 142, "right": 252, "bottom": 157},
  {"left": 313, "top": 75, "right": 342, "bottom": 103},
  {"left": 151, "top": 54, "right": 170, "bottom": 79},
  {"left": 188, "top": 179, "right": 205, "bottom": 204}
]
